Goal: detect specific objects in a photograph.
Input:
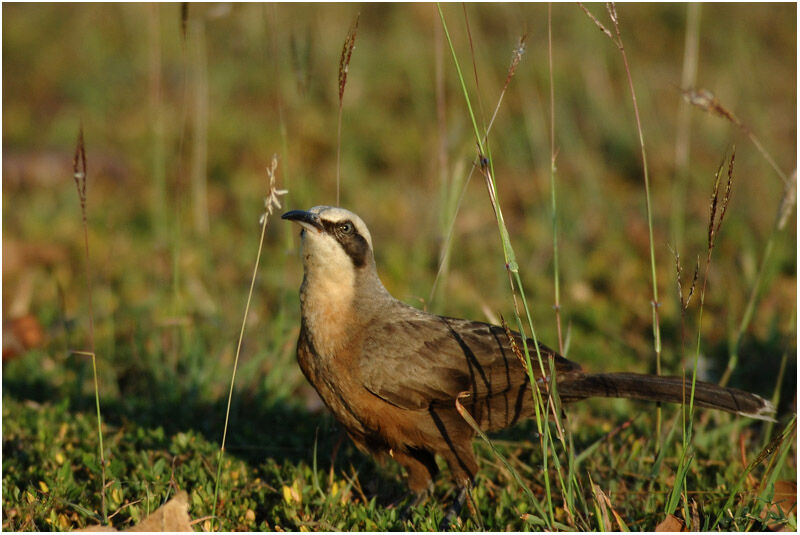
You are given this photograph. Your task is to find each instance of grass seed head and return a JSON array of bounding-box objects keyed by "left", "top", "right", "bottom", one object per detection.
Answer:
[
  {"left": 73, "top": 126, "right": 87, "bottom": 210},
  {"left": 682, "top": 87, "right": 741, "bottom": 126},
  {"left": 707, "top": 151, "right": 734, "bottom": 252},
  {"left": 338, "top": 13, "right": 360, "bottom": 105},
  {"left": 502, "top": 34, "right": 527, "bottom": 90}
]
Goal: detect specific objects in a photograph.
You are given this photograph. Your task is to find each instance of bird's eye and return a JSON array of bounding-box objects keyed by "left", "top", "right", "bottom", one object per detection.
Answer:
[{"left": 338, "top": 222, "right": 354, "bottom": 235}]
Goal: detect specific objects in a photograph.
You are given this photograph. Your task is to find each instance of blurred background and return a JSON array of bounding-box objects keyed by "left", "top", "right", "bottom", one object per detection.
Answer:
[{"left": 2, "top": 0, "right": 796, "bottom": 478}]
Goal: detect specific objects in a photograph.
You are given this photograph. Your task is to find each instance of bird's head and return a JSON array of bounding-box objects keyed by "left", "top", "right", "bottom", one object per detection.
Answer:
[{"left": 282, "top": 205, "right": 376, "bottom": 276}]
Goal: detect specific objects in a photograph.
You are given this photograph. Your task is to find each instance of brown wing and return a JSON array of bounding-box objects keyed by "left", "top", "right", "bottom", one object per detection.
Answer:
[{"left": 359, "top": 311, "right": 581, "bottom": 417}]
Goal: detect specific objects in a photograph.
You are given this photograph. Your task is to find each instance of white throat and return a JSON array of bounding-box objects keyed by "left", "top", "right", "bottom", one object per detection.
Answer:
[{"left": 299, "top": 229, "right": 357, "bottom": 358}]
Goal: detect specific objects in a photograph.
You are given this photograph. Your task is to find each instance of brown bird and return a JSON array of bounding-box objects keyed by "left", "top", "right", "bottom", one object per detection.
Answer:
[{"left": 282, "top": 205, "right": 774, "bottom": 518}]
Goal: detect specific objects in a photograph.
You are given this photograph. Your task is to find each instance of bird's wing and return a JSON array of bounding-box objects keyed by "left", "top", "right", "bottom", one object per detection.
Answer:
[{"left": 359, "top": 312, "right": 581, "bottom": 411}]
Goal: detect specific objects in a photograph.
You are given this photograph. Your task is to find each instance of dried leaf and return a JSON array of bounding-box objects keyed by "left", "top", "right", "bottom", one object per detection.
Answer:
[
  {"left": 762, "top": 480, "right": 797, "bottom": 531},
  {"left": 655, "top": 513, "right": 686, "bottom": 532},
  {"left": 127, "top": 491, "right": 192, "bottom": 532},
  {"left": 78, "top": 491, "right": 193, "bottom": 532},
  {"left": 773, "top": 480, "right": 797, "bottom": 516}
]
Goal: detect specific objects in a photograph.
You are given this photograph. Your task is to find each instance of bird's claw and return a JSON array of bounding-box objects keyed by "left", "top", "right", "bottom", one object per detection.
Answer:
[{"left": 438, "top": 486, "right": 468, "bottom": 531}]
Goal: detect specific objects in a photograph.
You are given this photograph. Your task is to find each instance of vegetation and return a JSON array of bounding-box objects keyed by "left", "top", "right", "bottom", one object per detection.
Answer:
[{"left": 3, "top": 3, "right": 795, "bottom": 531}]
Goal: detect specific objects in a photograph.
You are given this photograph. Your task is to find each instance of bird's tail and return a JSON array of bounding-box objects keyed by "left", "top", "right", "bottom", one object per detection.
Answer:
[{"left": 557, "top": 372, "right": 775, "bottom": 421}]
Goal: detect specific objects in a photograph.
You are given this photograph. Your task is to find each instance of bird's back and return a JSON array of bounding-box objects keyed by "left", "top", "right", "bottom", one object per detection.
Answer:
[{"left": 358, "top": 301, "right": 582, "bottom": 432}]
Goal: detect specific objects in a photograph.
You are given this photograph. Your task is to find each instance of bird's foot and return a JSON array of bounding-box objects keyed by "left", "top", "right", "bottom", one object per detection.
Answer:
[
  {"left": 398, "top": 485, "right": 432, "bottom": 523},
  {"left": 438, "top": 486, "right": 468, "bottom": 531}
]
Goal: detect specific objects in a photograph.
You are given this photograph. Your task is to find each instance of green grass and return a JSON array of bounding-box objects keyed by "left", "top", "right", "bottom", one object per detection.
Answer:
[{"left": 3, "top": 3, "right": 796, "bottom": 531}]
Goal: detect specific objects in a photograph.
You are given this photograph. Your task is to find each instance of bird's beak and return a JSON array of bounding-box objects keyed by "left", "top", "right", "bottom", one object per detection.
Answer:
[{"left": 281, "top": 209, "right": 324, "bottom": 233}]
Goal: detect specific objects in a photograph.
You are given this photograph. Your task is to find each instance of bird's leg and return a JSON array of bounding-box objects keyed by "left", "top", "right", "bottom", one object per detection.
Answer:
[
  {"left": 392, "top": 450, "right": 437, "bottom": 521},
  {"left": 439, "top": 482, "right": 472, "bottom": 531},
  {"left": 408, "top": 483, "right": 433, "bottom": 508},
  {"left": 398, "top": 482, "right": 434, "bottom": 522}
]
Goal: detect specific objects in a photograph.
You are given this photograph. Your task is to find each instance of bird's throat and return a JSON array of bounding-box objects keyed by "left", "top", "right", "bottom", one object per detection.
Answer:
[{"left": 299, "top": 269, "right": 356, "bottom": 358}]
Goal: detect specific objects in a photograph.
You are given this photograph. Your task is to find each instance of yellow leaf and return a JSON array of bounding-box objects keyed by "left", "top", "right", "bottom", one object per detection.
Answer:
[
  {"left": 299, "top": 526, "right": 309, "bottom": 532},
  {"left": 245, "top": 509, "right": 256, "bottom": 523},
  {"left": 282, "top": 481, "right": 302, "bottom": 504},
  {"left": 58, "top": 513, "right": 70, "bottom": 530},
  {"left": 38, "top": 481, "right": 49, "bottom": 494},
  {"left": 55, "top": 452, "right": 65, "bottom": 465},
  {"left": 331, "top": 481, "right": 339, "bottom": 496}
]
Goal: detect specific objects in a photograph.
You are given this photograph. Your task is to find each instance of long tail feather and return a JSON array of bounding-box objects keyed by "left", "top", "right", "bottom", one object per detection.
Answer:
[{"left": 558, "top": 372, "right": 775, "bottom": 421}]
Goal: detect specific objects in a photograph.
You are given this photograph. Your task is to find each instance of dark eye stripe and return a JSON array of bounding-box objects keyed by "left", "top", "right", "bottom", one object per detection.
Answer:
[{"left": 320, "top": 219, "right": 369, "bottom": 267}]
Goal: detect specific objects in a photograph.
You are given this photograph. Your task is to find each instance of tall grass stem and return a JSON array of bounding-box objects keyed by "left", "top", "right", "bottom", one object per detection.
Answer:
[
  {"left": 72, "top": 127, "right": 108, "bottom": 523},
  {"left": 437, "top": 5, "right": 575, "bottom": 524},
  {"left": 580, "top": 1, "right": 663, "bottom": 443},
  {"left": 547, "top": 3, "right": 564, "bottom": 354},
  {"left": 212, "top": 157, "right": 286, "bottom": 530}
]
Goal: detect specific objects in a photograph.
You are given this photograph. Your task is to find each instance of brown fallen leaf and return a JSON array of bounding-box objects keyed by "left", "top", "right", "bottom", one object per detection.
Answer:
[
  {"left": 127, "top": 491, "right": 191, "bottom": 532},
  {"left": 78, "top": 491, "right": 192, "bottom": 532},
  {"left": 655, "top": 513, "right": 686, "bottom": 532},
  {"left": 762, "top": 480, "right": 797, "bottom": 531}
]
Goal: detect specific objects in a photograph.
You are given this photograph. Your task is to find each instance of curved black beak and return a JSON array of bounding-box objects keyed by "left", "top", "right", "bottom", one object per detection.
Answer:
[{"left": 281, "top": 209, "right": 323, "bottom": 231}]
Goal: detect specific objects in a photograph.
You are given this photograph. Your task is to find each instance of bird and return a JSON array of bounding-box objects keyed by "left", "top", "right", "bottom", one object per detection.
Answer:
[{"left": 281, "top": 205, "right": 774, "bottom": 520}]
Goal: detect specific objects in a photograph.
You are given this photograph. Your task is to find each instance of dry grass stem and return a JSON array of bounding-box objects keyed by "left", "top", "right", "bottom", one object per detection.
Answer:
[
  {"left": 213, "top": 154, "right": 287, "bottom": 530},
  {"left": 777, "top": 170, "right": 796, "bottom": 230},
  {"left": 547, "top": 4, "right": 564, "bottom": 354},
  {"left": 683, "top": 87, "right": 789, "bottom": 186},
  {"left": 428, "top": 32, "right": 526, "bottom": 307},
  {"left": 578, "top": 3, "right": 615, "bottom": 42},
  {"left": 483, "top": 34, "right": 526, "bottom": 138},
  {"left": 336, "top": 13, "right": 360, "bottom": 206},
  {"left": 72, "top": 127, "right": 108, "bottom": 523},
  {"left": 579, "top": 0, "right": 664, "bottom": 440}
]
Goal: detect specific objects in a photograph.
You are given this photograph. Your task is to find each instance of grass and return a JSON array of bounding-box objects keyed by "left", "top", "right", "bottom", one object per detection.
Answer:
[
  {"left": 69, "top": 126, "right": 107, "bottom": 524},
  {"left": 3, "top": 3, "right": 796, "bottom": 531}
]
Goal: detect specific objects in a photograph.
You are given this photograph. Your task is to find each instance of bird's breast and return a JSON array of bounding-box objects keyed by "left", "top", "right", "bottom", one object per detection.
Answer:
[{"left": 299, "top": 272, "right": 358, "bottom": 359}]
